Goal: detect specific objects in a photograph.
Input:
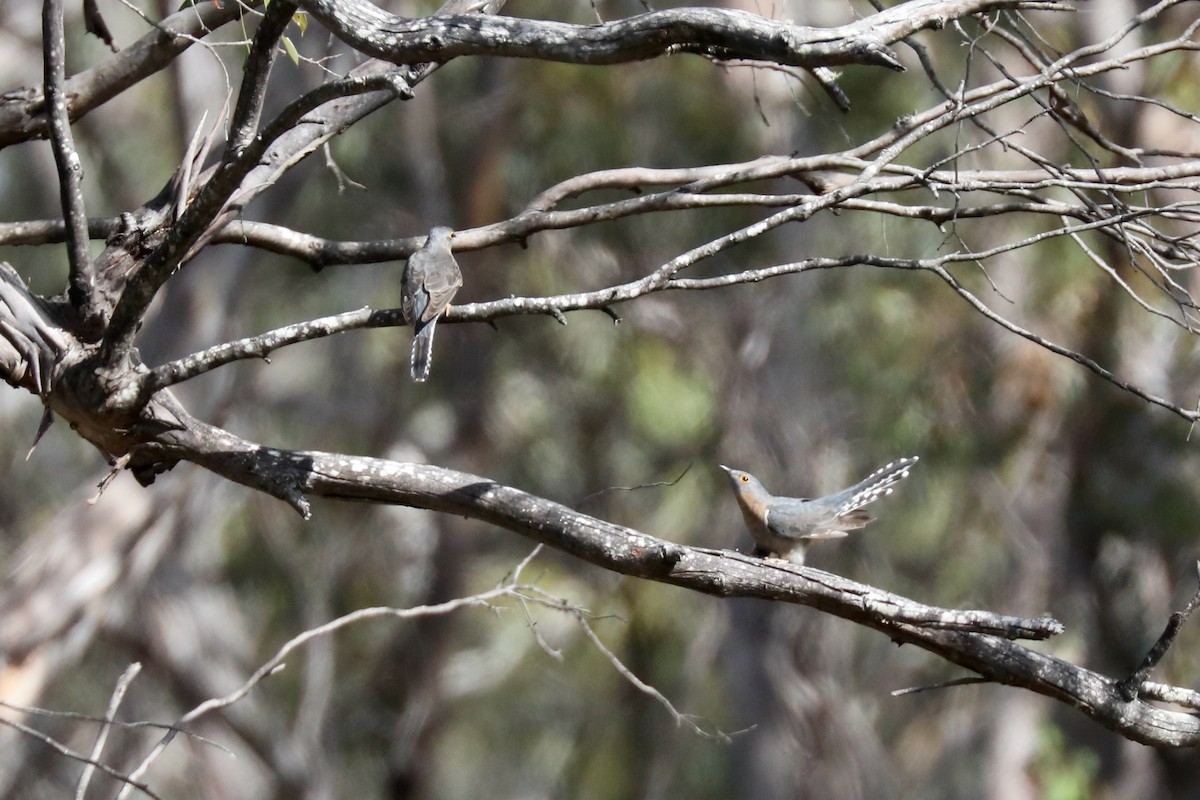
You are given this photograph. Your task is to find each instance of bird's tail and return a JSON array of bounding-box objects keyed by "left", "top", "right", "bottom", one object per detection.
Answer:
[
  {"left": 834, "top": 456, "right": 919, "bottom": 516},
  {"left": 410, "top": 319, "right": 437, "bottom": 382}
]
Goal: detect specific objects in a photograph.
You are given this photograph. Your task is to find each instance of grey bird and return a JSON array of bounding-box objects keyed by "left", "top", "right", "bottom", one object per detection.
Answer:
[
  {"left": 720, "top": 456, "right": 918, "bottom": 564},
  {"left": 401, "top": 226, "right": 462, "bottom": 382}
]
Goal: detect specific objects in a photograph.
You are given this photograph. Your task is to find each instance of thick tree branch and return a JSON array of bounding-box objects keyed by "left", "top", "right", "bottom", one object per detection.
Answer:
[
  {"left": 85, "top": 412, "right": 1191, "bottom": 748},
  {"left": 297, "top": 0, "right": 1071, "bottom": 70},
  {"left": 161, "top": 421, "right": 1064, "bottom": 640}
]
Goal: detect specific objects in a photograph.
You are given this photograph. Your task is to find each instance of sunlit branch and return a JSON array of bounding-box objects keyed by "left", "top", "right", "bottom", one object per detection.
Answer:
[
  {"left": 119, "top": 571, "right": 542, "bottom": 797},
  {"left": 144, "top": 307, "right": 377, "bottom": 392}
]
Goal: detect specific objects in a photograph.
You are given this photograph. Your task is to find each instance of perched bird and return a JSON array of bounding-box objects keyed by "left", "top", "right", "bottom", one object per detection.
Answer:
[
  {"left": 401, "top": 226, "right": 462, "bottom": 382},
  {"left": 720, "top": 457, "right": 918, "bottom": 564}
]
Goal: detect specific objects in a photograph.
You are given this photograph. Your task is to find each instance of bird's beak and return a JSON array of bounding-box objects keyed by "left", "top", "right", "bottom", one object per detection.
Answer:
[{"left": 718, "top": 464, "right": 732, "bottom": 474}]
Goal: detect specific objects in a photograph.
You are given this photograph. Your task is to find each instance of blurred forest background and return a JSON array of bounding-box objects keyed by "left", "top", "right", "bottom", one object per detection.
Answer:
[{"left": 3, "top": 0, "right": 1200, "bottom": 797}]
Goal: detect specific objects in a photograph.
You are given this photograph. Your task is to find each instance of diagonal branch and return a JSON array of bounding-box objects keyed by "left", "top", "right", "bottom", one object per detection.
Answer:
[
  {"left": 0, "top": 714, "right": 163, "bottom": 800},
  {"left": 119, "top": 574, "right": 541, "bottom": 797},
  {"left": 1115, "top": 565, "right": 1200, "bottom": 701},
  {"left": 923, "top": 262, "right": 1200, "bottom": 422},
  {"left": 143, "top": 307, "right": 377, "bottom": 393}
]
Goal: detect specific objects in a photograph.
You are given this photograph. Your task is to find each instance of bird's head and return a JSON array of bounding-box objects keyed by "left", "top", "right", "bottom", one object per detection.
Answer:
[{"left": 719, "top": 464, "right": 768, "bottom": 497}]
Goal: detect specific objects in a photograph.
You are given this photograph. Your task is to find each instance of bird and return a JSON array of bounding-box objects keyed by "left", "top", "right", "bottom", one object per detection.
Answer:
[
  {"left": 719, "top": 456, "right": 918, "bottom": 565},
  {"left": 401, "top": 226, "right": 463, "bottom": 382}
]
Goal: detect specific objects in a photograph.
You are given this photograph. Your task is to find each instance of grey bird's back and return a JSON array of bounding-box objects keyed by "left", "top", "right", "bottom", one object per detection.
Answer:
[{"left": 401, "top": 226, "right": 462, "bottom": 381}]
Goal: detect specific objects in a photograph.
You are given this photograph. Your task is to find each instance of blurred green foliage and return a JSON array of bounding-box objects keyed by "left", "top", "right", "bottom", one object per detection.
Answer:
[{"left": 2, "top": 1, "right": 1200, "bottom": 798}]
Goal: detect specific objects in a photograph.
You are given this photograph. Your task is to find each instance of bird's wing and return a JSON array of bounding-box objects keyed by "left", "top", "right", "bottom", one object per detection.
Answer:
[
  {"left": 420, "top": 260, "right": 463, "bottom": 323},
  {"left": 401, "top": 254, "right": 428, "bottom": 325},
  {"left": 766, "top": 499, "right": 852, "bottom": 540},
  {"left": 404, "top": 243, "right": 459, "bottom": 323}
]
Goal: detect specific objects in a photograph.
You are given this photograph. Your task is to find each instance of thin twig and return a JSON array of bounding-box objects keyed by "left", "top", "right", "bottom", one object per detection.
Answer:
[
  {"left": 1115, "top": 562, "right": 1200, "bottom": 701},
  {"left": 0, "top": 700, "right": 231, "bottom": 753},
  {"left": 0, "top": 716, "right": 161, "bottom": 800},
  {"left": 117, "top": 561, "right": 545, "bottom": 798},
  {"left": 891, "top": 676, "right": 991, "bottom": 696},
  {"left": 569, "top": 608, "right": 735, "bottom": 742},
  {"left": 76, "top": 663, "right": 142, "bottom": 800},
  {"left": 575, "top": 463, "right": 693, "bottom": 509}
]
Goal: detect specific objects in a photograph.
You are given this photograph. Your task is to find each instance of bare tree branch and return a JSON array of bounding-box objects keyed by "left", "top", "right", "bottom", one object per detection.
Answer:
[
  {"left": 117, "top": 551, "right": 691, "bottom": 795},
  {"left": 128, "top": 421, "right": 1200, "bottom": 746},
  {"left": 101, "top": 66, "right": 417, "bottom": 358},
  {"left": 75, "top": 663, "right": 142, "bottom": 800},
  {"left": 0, "top": 714, "right": 162, "bottom": 800},
  {"left": 96, "top": 0, "right": 504, "bottom": 359},
  {"left": 1115, "top": 565, "right": 1200, "bottom": 701},
  {"left": 6, "top": 0, "right": 1200, "bottom": 771},
  {"left": 41, "top": 0, "right": 98, "bottom": 331},
  {"left": 228, "top": 0, "right": 297, "bottom": 153},
  {"left": 0, "top": 2, "right": 246, "bottom": 147},
  {"left": 296, "top": 0, "right": 1073, "bottom": 70},
  {"left": 143, "top": 307, "right": 377, "bottom": 392}
]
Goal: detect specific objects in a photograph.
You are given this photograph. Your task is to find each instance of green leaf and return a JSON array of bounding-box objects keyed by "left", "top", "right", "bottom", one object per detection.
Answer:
[
  {"left": 282, "top": 35, "right": 299, "bottom": 65},
  {"left": 292, "top": 10, "right": 308, "bottom": 34}
]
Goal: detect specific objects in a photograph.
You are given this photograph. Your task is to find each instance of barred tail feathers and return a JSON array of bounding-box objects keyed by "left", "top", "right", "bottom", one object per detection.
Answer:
[
  {"left": 410, "top": 319, "right": 437, "bottom": 382},
  {"left": 835, "top": 456, "right": 919, "bottom": 515}
]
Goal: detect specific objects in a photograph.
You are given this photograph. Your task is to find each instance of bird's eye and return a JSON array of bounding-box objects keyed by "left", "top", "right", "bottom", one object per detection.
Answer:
[{"left": 740, "top": 475, "right": 749, "bottom": 483}]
